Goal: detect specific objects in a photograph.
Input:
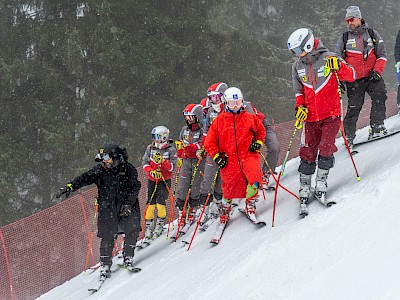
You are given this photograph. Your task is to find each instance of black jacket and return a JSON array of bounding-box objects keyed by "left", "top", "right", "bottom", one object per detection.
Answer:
[
  {"left": 69, "top": 162, "right": 141, "bottom": 238},
  {"left": 395, "top": 30, "right": 400, "bottom": 62}
]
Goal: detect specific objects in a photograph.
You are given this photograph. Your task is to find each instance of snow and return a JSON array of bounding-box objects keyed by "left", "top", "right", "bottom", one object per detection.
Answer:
[{"left": 38, "top": 115, "right": 400, "bottom": 300}]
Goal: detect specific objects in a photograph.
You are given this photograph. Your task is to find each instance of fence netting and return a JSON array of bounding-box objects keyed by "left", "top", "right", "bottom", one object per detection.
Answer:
[{"left": 0, "top": 93, "right": 397, "bottom": 300}]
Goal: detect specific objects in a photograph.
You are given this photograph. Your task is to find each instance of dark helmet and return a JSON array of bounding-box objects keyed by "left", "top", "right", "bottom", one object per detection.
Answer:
[{"left": 95, "top": 142, "right": 128, "bottom": 166}]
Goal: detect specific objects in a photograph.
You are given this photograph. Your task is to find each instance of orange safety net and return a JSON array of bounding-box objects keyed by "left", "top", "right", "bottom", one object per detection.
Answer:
[{"left": 0, "top": 93, "right": 397, "bottom": 300}]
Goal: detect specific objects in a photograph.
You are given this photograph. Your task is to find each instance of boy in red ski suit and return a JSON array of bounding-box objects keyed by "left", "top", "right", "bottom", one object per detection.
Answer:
[{"left": 204, "top": 87, "right": 266, "bottom": 223}]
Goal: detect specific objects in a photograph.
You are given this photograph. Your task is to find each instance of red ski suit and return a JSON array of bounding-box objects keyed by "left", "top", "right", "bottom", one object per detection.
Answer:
[{"left": 204, "top": 109, "right": 266, "bottom": 199}]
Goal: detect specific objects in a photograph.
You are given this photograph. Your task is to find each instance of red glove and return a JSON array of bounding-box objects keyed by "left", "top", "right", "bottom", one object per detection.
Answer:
[{"left": 183, "top": 144, "right": 199, "bottom": 158}]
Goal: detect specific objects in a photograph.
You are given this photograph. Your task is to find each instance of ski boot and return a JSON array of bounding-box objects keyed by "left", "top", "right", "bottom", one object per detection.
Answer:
[
  {"left": 219, "top": 198, "right": 232, "bottom": 224},
  {"left": 123, "top": 255, "right": 134, "bottom": 268},
  {"left": 199, "top": 204, "right": 210, "bottom": 226},
  {"left": 368, "top": 124, "right": 388, "bottom": 140},
  {"left": 261, "top": 172, "right": 270, "bottom": 190},
  {"left": 210, "top": 198, "right": 221, "bottom": 219},
  {"left": 299, "top": 173, "right": 312, "bottom": 217},
  {"left": 144, "top": 219, "right": 154, "bottom": 242},
  {"left": 152, "top": 217, "right": 165, "bottom": 239},
  {"left": 186, "top": 207, "right": 197, "bottom": 225},
  {"left": 314, "top": 168, "right": 329, "bottom": 205},
  {"left": 99, "top": 263, "right": 111, "bottom": 281}
]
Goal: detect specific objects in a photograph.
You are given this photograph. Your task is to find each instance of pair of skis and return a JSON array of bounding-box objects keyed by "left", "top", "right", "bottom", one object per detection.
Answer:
[
  {"left": 350, "top": 128, "right": 400, "bottom": 155},
  {"left": 299, "top": 189, "right": 336, "bottom": 218},
  {"left": 210, "top": 208, "right": 266, "bottom": 245},
  {"left": 88, "top": 264, "right": 141, "bottom": 293}
]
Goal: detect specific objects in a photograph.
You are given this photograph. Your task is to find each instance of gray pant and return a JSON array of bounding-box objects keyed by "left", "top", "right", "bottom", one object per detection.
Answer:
[
  {"left": 175, "top": 157, "right": 205, "bottom": 209},
  {"left": 199, "top": 155, "right": 223, "bottom": 204},
  {"left": 263, "top": 121, "right": 280, "bottom": 174}
]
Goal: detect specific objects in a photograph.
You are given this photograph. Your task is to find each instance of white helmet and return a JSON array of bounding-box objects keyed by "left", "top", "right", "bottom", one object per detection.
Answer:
[
  {"left": 287, "top": 28, "right": 314, "bottom": 56},
  {"left": 151, "top": 125, "right": 170, "bottom": 149},
  {"left": 223, "top": 87, "right": 243, "bottom": 111}
]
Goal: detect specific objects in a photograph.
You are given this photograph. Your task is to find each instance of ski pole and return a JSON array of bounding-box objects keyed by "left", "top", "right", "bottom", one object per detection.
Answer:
[
  {"left": 271, "top": 123, "right": 299, "bottom": 227},
  {"left": 159, "top": 173, "right": 176, "bottom": 239},
  {"left": 175, "top": 156, "right": 203, "bottom": 241},
  {"left": 187, "top": 168, "right": 219, "bottom": 251},
  {"left": 141, "top": 180, "right": 158, "bottom": 240},
  {"left": 334, "top": 70, "right": 361, "bottom": 181},
  {"left": 260, "top": 152, "right": 299, "bottom": 201},
  {"left": 84, "top": 198, "right": 98, "bottom": 273}
]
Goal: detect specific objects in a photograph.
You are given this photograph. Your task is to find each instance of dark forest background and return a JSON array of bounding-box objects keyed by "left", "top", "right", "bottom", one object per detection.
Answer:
[{"left": 1, "top": 0, "right": 399, "bottom": 226}]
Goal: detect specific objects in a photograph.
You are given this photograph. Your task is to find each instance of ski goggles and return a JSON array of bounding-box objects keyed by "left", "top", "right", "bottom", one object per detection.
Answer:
[
  {"left": 290, "top": 46, "right": 304, "bottom": 56},
  {"left": 184, "top": 115, "right": 196, "bottom": 123},
  {"left": 152, "top": 133, "right": 165, "bottom": 141},
  {"left": 226, "top": 99, "right": 242, "bottom": 109},
  {"left": 101, "top": 153, "right": 112, "bottom": 161},
  {"left": 345, "top": 17, "right": 355, "bottom": 24}
]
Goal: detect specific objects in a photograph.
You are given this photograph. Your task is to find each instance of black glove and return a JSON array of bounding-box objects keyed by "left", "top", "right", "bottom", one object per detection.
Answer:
[
  {"left": 369, "top": 71, "right": 381, "bottom": 82},
  {"left": 55, "top": 184, "right": 73, "bottom": 198},
  {"left": 214, "top": 153, "right": 228, "bottom": 169},
  {"left": 119, "top": 204, "right": 132, "bottom": 218},
  {"left": 249, "top": 140, "right": 263, "bottom": 152}
]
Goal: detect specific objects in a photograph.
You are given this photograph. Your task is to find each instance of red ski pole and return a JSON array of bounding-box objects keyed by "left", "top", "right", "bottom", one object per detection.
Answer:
[{"left": 187, "top": 169, "right": 219, "bottom": 251}]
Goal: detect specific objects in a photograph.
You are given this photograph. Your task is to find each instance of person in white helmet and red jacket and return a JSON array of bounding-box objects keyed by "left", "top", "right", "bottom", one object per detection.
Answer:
[
  {"left": 174, "top": 103, "right": 205, "bottom": 230},
  {"left": 204, "top": 87, "right": 266, "bottom": 224},
  {"left": 288, "top": 28, "right": 355, "bottom": 217},
  {"left": 141, "top": 126, "right": 177, "bottom": 244},
  {"left": 336, "top": 5, "right": 389, "bottom": 145}
]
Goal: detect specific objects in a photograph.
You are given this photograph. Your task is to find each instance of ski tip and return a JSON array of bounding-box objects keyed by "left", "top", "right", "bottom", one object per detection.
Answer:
[{"left": 327, "top": 202, "right": 336, "bottom": 207}]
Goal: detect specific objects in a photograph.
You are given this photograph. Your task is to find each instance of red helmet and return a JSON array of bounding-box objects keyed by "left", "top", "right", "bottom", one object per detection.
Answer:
[
  {"left": 207, "top": 82, "right": 228, "bottom": 97},
  {"left": 183, "top": 104, "right": 203, "bottom": 127},
  {"left": 200, "top": 98, "right": 211, "bottom": 109}
]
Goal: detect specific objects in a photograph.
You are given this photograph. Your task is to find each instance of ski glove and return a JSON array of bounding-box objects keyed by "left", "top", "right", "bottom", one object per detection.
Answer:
[
  {"left": 119, "top": 204, "right": 132, "bottom": 218},
  {"left": 369, "top": 70, "right": 381, "bottom": 82},
  {"left": 175, "top": 140, "right": 185, "bottom": 150},
  {"left": 150, "top": 169, "right": 162, "bottom": 180},
  {"left": 325, "top": 56, "right": 340, "bottom": 70},
  {"left": 295, "top": 106, "right": 308, "bottom": 121},
  {"left": 176, "top": 158, "right": 183, "bottom": 168},
  {"left": 55, "top": 183, "right": 73, "bottom": 198},
  {"left": 213, "top": 153, "right": 228, "bottom": 169},
  {"left": 152, "top": 152, "right": 164, "bottom": 164},
  {"left": 249, "top": 140, "right": 263, "bottom": 152}
]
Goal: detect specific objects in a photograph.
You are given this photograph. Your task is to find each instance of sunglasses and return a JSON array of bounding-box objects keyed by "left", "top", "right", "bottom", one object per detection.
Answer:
[{"left": 346, "top": 17, "right": 356, "bottom": 23}]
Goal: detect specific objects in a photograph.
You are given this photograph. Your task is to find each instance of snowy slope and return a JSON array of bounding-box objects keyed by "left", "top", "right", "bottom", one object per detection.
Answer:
[{"left": 39, "top": 115, "right": 400, "bottom": 300}]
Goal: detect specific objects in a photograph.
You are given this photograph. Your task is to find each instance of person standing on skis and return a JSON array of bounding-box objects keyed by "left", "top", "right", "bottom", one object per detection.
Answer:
[
  {"left": 175, "top": 104, "right": 205, "bottom": 230},
  {"left": 142, "top": 126, "right": 177, "bottom": 243},
  {"left": 204, "top": 87, "right": 266, "bottom": 224},
  {"left": 336, "top": 5, "right": 389, "bottom": 145},
  {"left": 287, "top": 28, "right": 355, "bottom": 216},
  {"left": 55, "top": 142, "right": 141, "bottom": 280}
]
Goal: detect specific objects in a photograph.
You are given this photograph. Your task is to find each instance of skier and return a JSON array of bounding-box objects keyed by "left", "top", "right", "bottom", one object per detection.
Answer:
[
  {"left": 55, "top": 142, "right": 141, "bottom": 279},
  {"left": 198, "top": 82, "right": 228, "bottom": 226},
  {"left": 288, "top": 28, "right": 356, "bottom": 215},
  {"left": 175, "top": 103, "right": 205, "bottom": 230},
  {"left": 395, "top": 29, "right": 400, "bottom": 112},
  {"left": 204, "top": 87, "right": 266, "bottom": 224},
  {"left": 142, "top": 126, "right": 177, "bottom": 243},
  {"left": 336, "top": 5, "right": 388, "bottom": 145}
]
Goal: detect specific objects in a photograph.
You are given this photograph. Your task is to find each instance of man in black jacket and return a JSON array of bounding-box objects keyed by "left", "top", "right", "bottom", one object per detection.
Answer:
[
  {"left": 56, "top": 142, "right": 141, "bottom": 280},
  {"left": 395, "top": 30, "right": 400, "bottom": 112}
]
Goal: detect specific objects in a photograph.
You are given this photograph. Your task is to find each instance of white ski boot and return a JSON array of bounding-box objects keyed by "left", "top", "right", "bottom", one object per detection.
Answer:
[
  {"left": 152, "top": 217, "right": 165, "bottom": 239},
  {"left": 314, "top": 168, "right": 329, "bottom": 205},
  {"left": 299, "top": 173, "right": 312, "bottom": 217}
]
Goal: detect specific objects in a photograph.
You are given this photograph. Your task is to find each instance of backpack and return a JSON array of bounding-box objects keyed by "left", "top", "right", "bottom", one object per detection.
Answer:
[{"left": 342, "top": 28, "right": 377, "bottom": 58}]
